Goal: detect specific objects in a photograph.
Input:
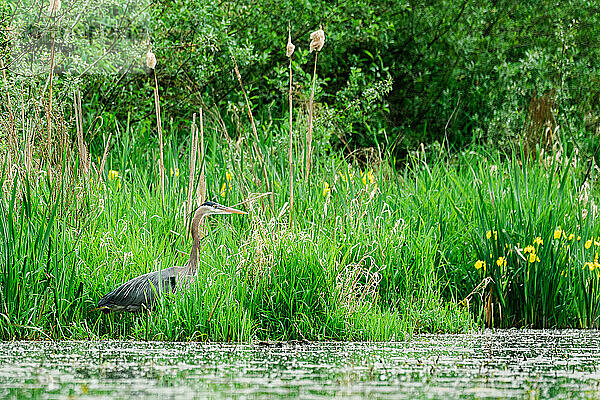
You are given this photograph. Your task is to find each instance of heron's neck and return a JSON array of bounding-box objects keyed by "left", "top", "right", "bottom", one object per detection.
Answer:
[{"left": 184, "top": 210, "right": 206, "bottom": 275}]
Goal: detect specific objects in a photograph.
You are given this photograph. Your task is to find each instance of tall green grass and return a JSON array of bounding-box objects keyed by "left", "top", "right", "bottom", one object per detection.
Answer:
[
  {"left": 467, "top": 151, "right": 600, "bottom": 328},
  {"left": 3, "top": 121, "right": 599, "bottom": 340},
  {"left": 1, "top": 116, "right": 478, "bottom": 340}
]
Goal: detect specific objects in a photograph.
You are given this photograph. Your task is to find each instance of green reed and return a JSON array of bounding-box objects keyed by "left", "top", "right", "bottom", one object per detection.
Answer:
[
  {"left": 0, "top": 116, "right": 478, "bottom": 340},
  {"left": 468, "top": 151, "right": 600, "bottom": 328}
]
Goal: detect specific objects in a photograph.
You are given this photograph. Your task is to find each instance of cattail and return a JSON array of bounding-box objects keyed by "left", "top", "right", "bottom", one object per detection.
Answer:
[
  {"left": 148, "top": 46, "right": 164, "bottom": 200},
  {"left": 48, "top": 0, "right": 61, "bottom": 14},
  {"left": 187, "top": 114, "right": 198, "bottom": 237},
  {"left": 286, "top": 32, "right": 295, "bottom": 58},
  {"left": 146, "top": 50, "right": 157, "bottom": 69},
  {"left": 305, "top": 26, "right": 324, "bottom": 181},
  {"left": 309, "top": 28, "right": 325, "bottom": 52},
  {"left": 287, "top": 26, "right": 295, "bottom": 225}
]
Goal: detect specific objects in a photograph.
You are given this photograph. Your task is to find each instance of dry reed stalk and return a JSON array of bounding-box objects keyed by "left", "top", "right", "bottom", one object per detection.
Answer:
[
  {"left": 232, "top": 56, "right": 260, "bottom": 144},
  {"left": 46, "top": 6, "right": 60, "bottom": 158},
  {"left": 187, "top": 113, "right": 198, "bottom": 235},
  {"left": 305, "top": 53, "right": 317, "bottom": 181},
  {"left": 196, "top": 108, "right": 206, "bottom": 204},
  {"left": 19, "top": 92, "right": 33, "bottom": 173},
  {"left": 193, "top": 109, "right": 207, "bottom": 238},
  {"left": 73, "top": 90, "right": 91, "bottom": 187},
  {"left": 154, "top": 72, "right": 165, "bottom": 200},
  {"left": 97, "top": 130, "right": 112, "bottom": 183},
  {"left": 0, "top": 59, "right": 16, "bottom": 152},
  {"left": 231, "top": 55, "right": 272, "bottom": 207},
  {"left": 147, "top": 49, "right": 165, "bottom": 200},
  {"left": 305, "top": 27, "right": 325, "bottom": 182},
  {"left": 287, "top": 27, "right": 295, "bottom": 225}
]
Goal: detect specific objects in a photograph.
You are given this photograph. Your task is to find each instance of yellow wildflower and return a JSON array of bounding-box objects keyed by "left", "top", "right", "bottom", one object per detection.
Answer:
[
  {"left": 323, "top": 182, "right": 331, "bottom": 197},
  {"left": 486, "top": 230, "right": 498, "bottom": 240},
  {"left": 524, "top": 245, "right": 535, "bottom": 254},
  {"left": 568, "top": 233, "right": 575, "bottom": 241},
  {"left": 533, "top": 237, "right": 543, "bottom": 246},
  {"left": 474, "top": 260, "right": 486, "bottom": 272},
  {"left": 577, "top": 236, "right": 581, "bottom": 241},
  {"left": 496, "top": 257, "right": 506, "bottom": 267},
  {"left": 585, "top": 239, "right": 593, "bottom": 249},
  {"left": 528, "top": 252, "right": 539, "bottom": 263},
  {"left": 108, "top": 170, "right": 119, "bottom": 181},
  {"left": 170, "top": 167, "right": 180, "bottom": 177},
  {"left": 220, "top": 171, "right": 234, "bottom": 196},
  {"left": 585, "top": 261, "right": 595, "bottom": 271},
  {"left": 361, "top": 170, "right": 375, "bottom": 185},
  {"left": 553, "top": 226, "right": 563, "bottom": 240}
]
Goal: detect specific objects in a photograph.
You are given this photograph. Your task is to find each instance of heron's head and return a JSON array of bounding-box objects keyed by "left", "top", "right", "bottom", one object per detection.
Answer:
[{"left": 197, "top": 201, "right": 247, "bottom": 217}]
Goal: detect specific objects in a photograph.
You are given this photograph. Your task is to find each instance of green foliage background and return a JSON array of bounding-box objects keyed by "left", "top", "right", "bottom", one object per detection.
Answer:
[
  {"left": 3, "top": 0, "right": 600, "bottom": 157},
  {"left": 61, "top": 0, "right": 600, "bottom": 157}
]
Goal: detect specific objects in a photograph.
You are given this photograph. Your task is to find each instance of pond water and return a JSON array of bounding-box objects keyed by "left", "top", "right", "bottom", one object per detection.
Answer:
[{"left": 0, "top": 330, "right": 599, "bottom": 399}]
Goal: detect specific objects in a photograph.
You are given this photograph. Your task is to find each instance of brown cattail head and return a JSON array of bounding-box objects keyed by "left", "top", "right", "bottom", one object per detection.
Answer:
[
  {"left": 146, "top": 50, "right": 157, "bottom": 69},
  {"left": 48, "top": 0, "right": 61, "bottom": 14},
  {"left": 309, "top": 27, "right": 325, "bottom": 52},
  {"left": 286, "top": 32, "right": 295, "bottom": 58}
]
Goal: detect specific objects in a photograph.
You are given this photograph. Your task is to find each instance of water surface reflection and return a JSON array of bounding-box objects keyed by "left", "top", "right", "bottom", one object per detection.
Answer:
[{"left": 1, "top": 330, "right": 599, "bottom": 399}]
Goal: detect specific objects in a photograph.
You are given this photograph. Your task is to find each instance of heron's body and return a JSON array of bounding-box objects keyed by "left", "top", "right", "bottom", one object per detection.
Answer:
[
  {"left": 95, "top": 201, "right": 245, "bottom": 313},
  {"left": 96, "top": 267, "right": 179, "bottom": 312}
]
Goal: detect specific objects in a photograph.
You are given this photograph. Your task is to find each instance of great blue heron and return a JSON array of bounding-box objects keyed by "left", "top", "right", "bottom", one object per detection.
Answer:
[{"left": 95, "top": 201, "right": 246, "bottom": 312}]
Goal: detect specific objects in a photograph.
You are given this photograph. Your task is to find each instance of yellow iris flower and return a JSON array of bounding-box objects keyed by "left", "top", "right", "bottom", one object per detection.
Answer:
[
  {"left": 474, "top": 260, "right": 486, "bottom": 272},
  {"left": 323, "top": 182, "right": 331, "bottom": 197},
  {"left": 553, "top": 226, "right": 563, "bottom": 240}
]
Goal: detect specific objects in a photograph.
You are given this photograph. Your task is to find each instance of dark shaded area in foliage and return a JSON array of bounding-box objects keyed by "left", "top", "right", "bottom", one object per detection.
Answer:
[{"left": 73, "top": 0, "right": 600, "bottom": 159}]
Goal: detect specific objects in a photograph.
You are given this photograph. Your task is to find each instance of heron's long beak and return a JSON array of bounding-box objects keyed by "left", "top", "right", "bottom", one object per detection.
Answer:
[{"left": 221, "top": 205, "right": 247, "bottom": 215}]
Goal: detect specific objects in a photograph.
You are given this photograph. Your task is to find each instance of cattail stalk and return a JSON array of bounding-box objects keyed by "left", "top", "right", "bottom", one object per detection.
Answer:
[
  {"left": 148, "top": 49, "right": 165, "bottom": 201},
  {"left": 305, "top": 27, "right": 324, "bottom": 182},
  {"left": 154, "top": 71, "right": 165, "bottom": 201},
  {"left": 232, "top": 55, "right": 272, "bottom": 207},
  {"left": 187, "top": 113, "right": 198, "bottom": 236},
  {"left": 196, "top": 108, "right": 206, "bottom": 204},
  {"left": 194, "top": 109, "right": 207, "bottom": 238},
  {"left": 305, "top": 53, "right": 318, "bottom": 182},
  {"left": 46, "top": 4, "right": 60, "bottom": 173},
  {"left": 287, "top": 26, "right": 295, "bottom": 225},
  {"left": 232, "top": 57, "right": 260, "bottom": 145}
]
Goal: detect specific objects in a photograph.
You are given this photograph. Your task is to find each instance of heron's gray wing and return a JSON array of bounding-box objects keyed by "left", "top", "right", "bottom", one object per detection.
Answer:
[{"left": 96, "top": 267, "right": 176, "bottom": 312}]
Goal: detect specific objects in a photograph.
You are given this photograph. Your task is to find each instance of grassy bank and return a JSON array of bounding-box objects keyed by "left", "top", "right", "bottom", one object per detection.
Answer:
[
  {"left": 1, "top": 121, "right": 475, "bottom": 340},
  {"left": 2, "top": 117, "right": 599, "bottom": 340}
]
